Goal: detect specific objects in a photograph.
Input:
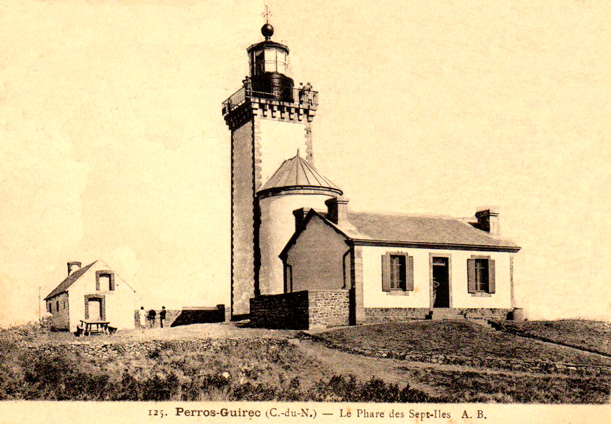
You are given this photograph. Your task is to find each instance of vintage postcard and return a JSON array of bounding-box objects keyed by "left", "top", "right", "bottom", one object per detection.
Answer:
[{"left": 0, "top": 0, "right": 609, "bottom": 423}]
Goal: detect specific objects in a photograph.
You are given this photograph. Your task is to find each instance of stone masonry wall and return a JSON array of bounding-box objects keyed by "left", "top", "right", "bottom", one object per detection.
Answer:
[
  {"left": 134, "top": 310, "right": 181, "bottom": 329},
  {"left": 250, "top": 291, "right": 309, "bottom": 330},
  {"left": 308, "top": 290, "right": 350, "bottom": 329},
  {"left": 363, "top": 307, "right": 512, "bottom": 324},
  {"left": 457, "top": 308, "right": 512, "bottom": 320},
  {"left": 364, "top": 307, "right": 430, "bottom": 323},
  {"left": 250, "top": 290, "right": 350, "bottom": 330}
]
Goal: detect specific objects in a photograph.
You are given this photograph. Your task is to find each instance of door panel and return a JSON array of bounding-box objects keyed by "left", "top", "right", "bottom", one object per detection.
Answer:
[
  {"left": 88, "top": 299, "right": 102, "bottom": 321},
  {"left": 432, "top": 257, "right": 450, "bottom": 308}
]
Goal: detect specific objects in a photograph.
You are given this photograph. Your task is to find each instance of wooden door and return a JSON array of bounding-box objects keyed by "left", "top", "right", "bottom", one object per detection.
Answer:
[{"left": 87, "top": 299, "right": 102, "bottom": 321}]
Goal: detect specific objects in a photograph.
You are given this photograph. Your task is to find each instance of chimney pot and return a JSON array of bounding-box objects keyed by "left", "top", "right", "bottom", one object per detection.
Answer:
[
  {"left": 325, "top": 197, "right": 349, "bottom": 225},
  {"left": 293, "top": 208, "right": 311, "bottom": 232},
  {"left": 67, "top": 261, "right": 82, "bottom": 276},
  {"left": 475, "top": 207, "right": 500, "bottom": 236}
]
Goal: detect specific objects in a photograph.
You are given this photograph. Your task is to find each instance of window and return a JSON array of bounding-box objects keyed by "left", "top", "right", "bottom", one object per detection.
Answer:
[
  {"left": 56, "top": 300, "right": 59, "bottom": 312},
  {"left": 474, "top": 259, "right": 489, "bottom": 292},
  {"left": 390, "top": 255, "right": 406, "bottom": 290},
  {"left": 467, "top": 256, "right": 496, "bottom": 294},
  {"left": 382, "top": 252, "right": 414, "bottom": 293},
  {"left": 284, "top": 264, "right": 293, "bottom": 293},
  {"left": 96, "top": 271, "right": 115, "bottom": 291}
]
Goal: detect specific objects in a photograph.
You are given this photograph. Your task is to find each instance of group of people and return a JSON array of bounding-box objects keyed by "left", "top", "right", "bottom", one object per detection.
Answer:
[{"left": 138, "top": 306, "right": 167, "bottom": 329}]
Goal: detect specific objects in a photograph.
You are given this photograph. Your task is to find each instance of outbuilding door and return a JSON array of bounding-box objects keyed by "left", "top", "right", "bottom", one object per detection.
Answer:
[
  {"left": 84, "top": 295, "right": 105, "bottom": 321},
  {"left": 432, "top": 257, "right": 450, "bottom": 308}
]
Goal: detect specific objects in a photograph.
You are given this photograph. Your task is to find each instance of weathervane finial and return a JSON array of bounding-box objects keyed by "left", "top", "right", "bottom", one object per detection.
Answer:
[
  {"left": 262, "top": 5, "right": 272, "bottom": 24},
  {"left": 260, "top": 5, "right": 274, "bottom": 40}
]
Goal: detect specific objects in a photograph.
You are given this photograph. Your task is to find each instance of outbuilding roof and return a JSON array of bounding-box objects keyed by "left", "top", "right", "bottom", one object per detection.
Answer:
[
  {"left": 258, "top": 152, "right": 343, "bottom": 195},
  {"left": 44, "top": 261, "right": 97, "bottom": 300}
]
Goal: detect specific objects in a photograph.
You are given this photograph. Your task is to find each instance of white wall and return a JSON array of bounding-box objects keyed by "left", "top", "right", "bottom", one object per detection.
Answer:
[
  {"left": 361, "top": 245, "right": 513, "bottom": 309},
  {"left": 258, "top": 193, "right": 335, "bottom": 295},
  {"left": 258, "top": 118, "right": 309, "bottom": 187},
  {"left": 67, "top": 261, "right": 136, "bottom": 332}
]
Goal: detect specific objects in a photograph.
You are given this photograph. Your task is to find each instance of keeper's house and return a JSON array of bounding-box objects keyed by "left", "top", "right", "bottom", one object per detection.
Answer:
[
  {"left": 263, "top": 198, "right": 521, "bottom": 327},
  {"left": 44, "top": 260, "right": 136, "bottom": 332}
]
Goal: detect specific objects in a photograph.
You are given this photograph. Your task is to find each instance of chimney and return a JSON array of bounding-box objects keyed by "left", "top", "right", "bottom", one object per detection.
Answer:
[
  {"left": 293, "top": 208, "right": 312, "bottom": 232},
  {"left": 475, "top": 207, "right": 500, "bottom": 236},
  {"left": 325, "top": 197, "right": 349, "bottom": 225},
  {"left": 67, "top": 261, "right": 82, "bottom": 276}
]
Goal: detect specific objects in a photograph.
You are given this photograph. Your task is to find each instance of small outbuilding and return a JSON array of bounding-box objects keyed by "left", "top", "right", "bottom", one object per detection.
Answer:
[{"left": 44, "top": 260, "right": 136, "bottom": 332}]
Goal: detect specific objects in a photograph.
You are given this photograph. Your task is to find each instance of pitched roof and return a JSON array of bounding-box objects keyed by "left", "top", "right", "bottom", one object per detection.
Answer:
[
  {"left": 44, "top": 261, "right": 97, "bottom": 300},
  {"left": 344, "top": 212, "right": 519, "bottom": 250},
  {"left": 258, "top": 153, "right": 342, "bottom": 195}
]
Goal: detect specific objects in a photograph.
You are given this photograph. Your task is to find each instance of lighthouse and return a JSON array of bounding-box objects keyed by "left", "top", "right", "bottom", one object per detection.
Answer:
[{"left": 222, "top": 19, "right": 342, "bottom": 318}]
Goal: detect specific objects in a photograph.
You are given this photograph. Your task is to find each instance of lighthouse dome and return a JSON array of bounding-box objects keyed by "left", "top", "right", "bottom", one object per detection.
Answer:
[{"left": 257, "top": 152, "right": 343, "bottom": 199}]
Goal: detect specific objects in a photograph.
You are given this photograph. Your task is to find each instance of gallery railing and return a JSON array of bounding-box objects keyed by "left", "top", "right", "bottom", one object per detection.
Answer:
[{"left": 222, "top": 86, "right": 319, "bottom": 115}]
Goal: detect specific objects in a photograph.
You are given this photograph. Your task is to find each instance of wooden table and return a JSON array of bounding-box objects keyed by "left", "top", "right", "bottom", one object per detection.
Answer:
[{"left": 79, "top": 320, "right": 110, "bottom": 336}]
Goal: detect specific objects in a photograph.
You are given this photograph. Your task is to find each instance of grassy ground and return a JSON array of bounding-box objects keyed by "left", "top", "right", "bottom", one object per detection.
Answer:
[
  {"left": 0, "top": 322, "right": 431, "bottom": 402},
  {"left": 493, "top": 320, "right": 611, "bottom": 356},
  {"left": 1, "top": 319, "right": 609, "bottom": 403},
  {"left": 313, "top": 321, "right": 611, "bottom": 366}
]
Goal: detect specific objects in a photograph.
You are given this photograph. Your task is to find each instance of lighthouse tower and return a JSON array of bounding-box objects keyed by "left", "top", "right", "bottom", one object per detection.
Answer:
[{"left": 222, "top": 21, "right": 322, "bottom": 318}]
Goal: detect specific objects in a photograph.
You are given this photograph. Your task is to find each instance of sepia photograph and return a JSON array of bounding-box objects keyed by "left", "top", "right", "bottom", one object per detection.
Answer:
[{"left": 0, "top": 0, "right": 609, "bottom": 422}]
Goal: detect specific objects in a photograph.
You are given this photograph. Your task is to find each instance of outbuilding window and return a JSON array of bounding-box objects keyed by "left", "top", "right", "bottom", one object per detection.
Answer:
[
  {"left": 96, "top": 271, "right": 115, "bottom": 291},
  {"left": 467, "top": 256, "right": 496, "bottom": 294},
  {"left": 382, "top": 252, "right": 414, "bottom": 293}
]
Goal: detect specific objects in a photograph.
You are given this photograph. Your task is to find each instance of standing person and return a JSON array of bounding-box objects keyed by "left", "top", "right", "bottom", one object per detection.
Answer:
[
  {"left": 138, "top": 306, "right": 146, "bottom": 329},
  {"left": 159, "top": 306, "right": 167, "bottom": 328},
  {"left": 148, "top": 308, "right": 156, "bottom": 328}
]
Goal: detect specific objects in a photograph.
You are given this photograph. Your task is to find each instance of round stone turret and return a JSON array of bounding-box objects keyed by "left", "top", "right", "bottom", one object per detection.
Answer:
[{"left": 256, "top": 153, "right": 343, "bottom": 296}]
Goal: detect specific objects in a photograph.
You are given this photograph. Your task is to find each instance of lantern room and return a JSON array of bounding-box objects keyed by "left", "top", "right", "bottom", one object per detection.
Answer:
[{"left": 246, "top": 24, "right": 294, "bottom": 102}]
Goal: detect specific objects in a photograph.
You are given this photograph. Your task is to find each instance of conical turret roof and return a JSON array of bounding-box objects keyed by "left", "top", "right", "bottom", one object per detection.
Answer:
[{"left": 258, "top": 152, "right": 343, "bottom": 196}]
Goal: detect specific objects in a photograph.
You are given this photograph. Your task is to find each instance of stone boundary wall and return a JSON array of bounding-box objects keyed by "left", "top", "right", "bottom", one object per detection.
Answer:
[
  {"left": 250, "top": 291, "right": 309, "bottom": 329},
  {"left": 22, "top": 338, "right": 288, "bottom": 362},
  {"left": 133, "top": 305, "right": 227, "bottom": 329},
  {"left": 250, "top": 290, "right": 350, "bottom": 330},
  {"left": 301, "top": 333, "right": 610, "bottom": 378},
  {"left": 134, "top": 309, "right": 181, "bottom": 329},
  {"left": 308, "top": 290, "right": 350, "bottom": 329},
  {"left": 171, "top": 305, "right": 226, "bottom": 327}
]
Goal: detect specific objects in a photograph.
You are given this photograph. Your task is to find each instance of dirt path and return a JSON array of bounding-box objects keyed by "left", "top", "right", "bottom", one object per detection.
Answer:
[
  {"left": 494, "top": 328, "right": 611, "bottom": 361},
  {"left": 293, "top": 338, "right": 594, "bottom": 397}
]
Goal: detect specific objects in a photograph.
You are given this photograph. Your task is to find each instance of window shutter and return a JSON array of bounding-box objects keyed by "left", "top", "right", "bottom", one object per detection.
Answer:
[
  {"left": 488, "top": 259, "right": 496, "bottom": 294},
  {"left": 96, "top": 277, "right": 100, "bottom": 291},
  {"left": 467, "top": 259, "right": 476, "bottom": 293},
  {"left": 109, "top": 274, "right": 115, "bottom": 291},
  {"left": 381, "top": 254, "right": 391, "bottom": 292},
  {"left": 406, "top": 255, "right": 414, "bottom": 291}
]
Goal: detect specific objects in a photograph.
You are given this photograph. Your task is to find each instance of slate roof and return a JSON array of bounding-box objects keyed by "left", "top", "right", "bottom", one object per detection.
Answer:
[
  {"left": 44, "top": 261, "right": 97, "bottom": 300},
  {"left": 258, "top": 153, "right": 342, "bottom": 195},
  {"left": 343, "top": 212, "right": 519, "bottom": 250}
]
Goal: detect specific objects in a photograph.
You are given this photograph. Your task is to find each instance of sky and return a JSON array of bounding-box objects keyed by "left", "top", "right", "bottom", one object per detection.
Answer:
[{"left": 1, "top": 0, "right": 609, "bottom": 327}]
